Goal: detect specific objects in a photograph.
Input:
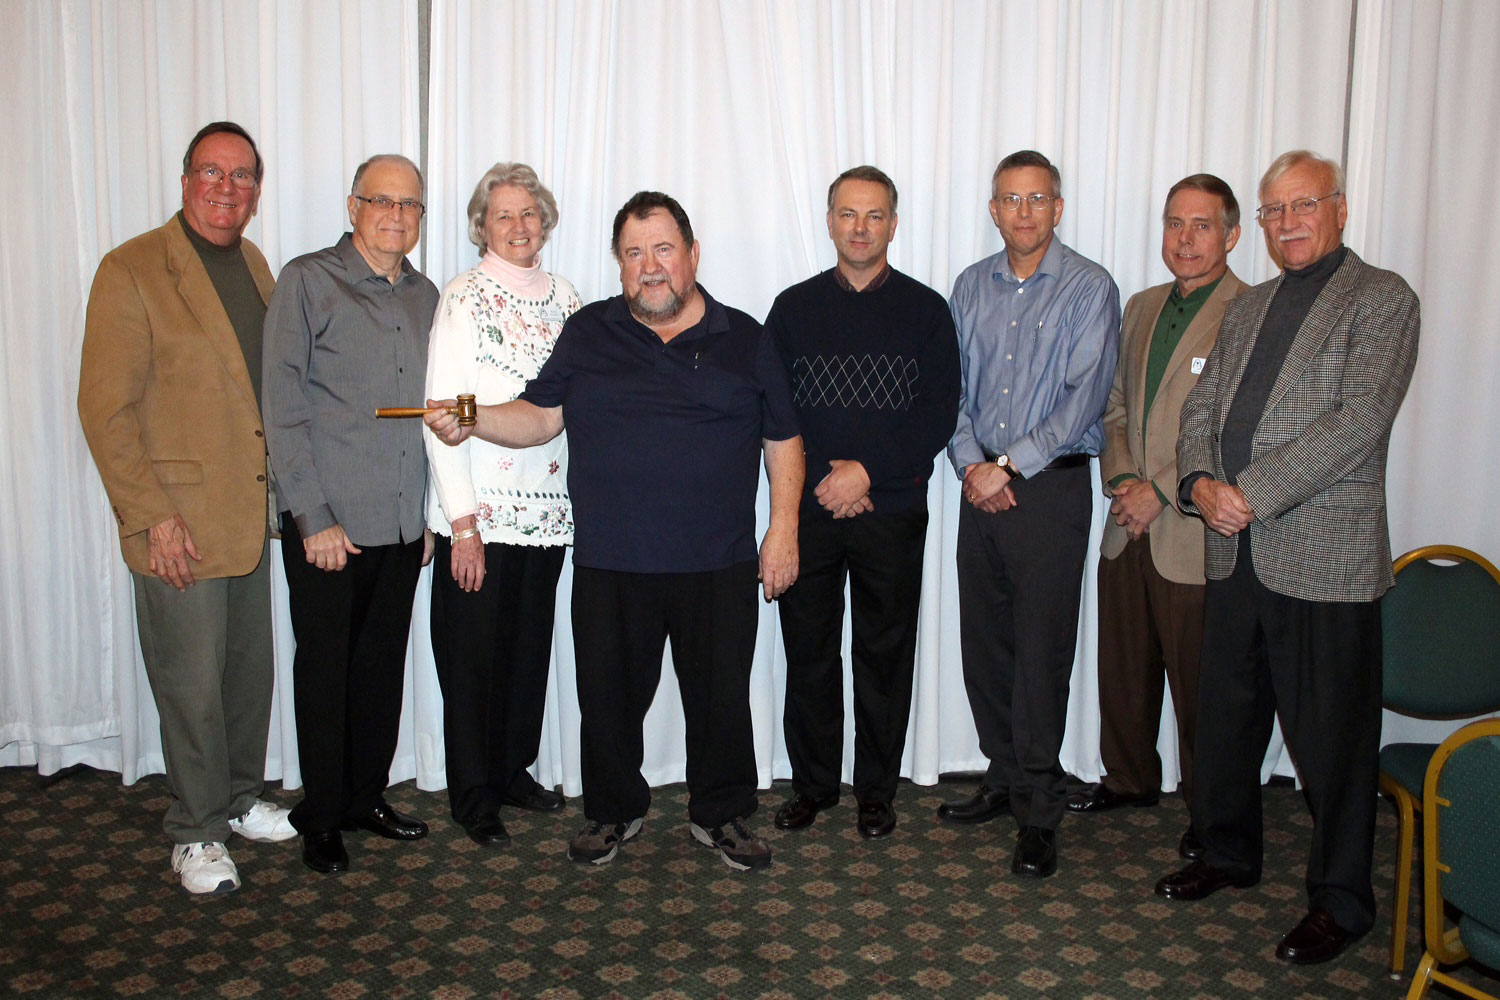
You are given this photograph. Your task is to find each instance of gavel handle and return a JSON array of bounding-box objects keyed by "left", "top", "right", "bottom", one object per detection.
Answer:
[{"left": 375, "top": 406, "right": 453, "bottom": 418}]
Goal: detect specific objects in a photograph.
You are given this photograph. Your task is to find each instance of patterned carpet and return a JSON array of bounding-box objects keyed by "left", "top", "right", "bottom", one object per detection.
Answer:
[{"left": 1, "top": 766, "right": 1493, "bottom": 999}]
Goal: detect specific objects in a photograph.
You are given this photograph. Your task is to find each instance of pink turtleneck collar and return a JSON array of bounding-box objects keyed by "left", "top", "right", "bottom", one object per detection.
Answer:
[{"left": 479, "top": 248, "right": 551, "bottom": 298}]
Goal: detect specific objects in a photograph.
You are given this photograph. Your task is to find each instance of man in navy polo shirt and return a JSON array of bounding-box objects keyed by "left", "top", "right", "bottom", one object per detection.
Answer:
[{"left": 426, "top": 191, "right": 804, "bottom": 871}]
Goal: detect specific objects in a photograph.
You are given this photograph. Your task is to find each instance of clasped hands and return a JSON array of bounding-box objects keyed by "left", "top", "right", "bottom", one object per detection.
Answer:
[
  {"left": 962, "top": 462, "right": 1017, "bottom": 513},
  {"left": 1191, "top": 476, "right": 1255, "bottom": 537}
]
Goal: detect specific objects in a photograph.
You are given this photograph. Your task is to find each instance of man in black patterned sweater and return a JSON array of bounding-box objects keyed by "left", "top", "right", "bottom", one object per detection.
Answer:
[{"left": 766, "top": 166, "right": 960, "bottom": 839}]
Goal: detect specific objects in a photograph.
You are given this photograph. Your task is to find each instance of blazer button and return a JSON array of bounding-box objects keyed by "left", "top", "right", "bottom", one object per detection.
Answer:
[
  {"left": 256, "top": 474, "right": 266, "bottom": 482},
  {"left": 255, "top": 430, "right": 264, "bottom": 438}
]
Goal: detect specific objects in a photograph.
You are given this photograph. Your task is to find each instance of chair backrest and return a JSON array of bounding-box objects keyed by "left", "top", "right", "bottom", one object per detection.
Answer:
[
  {"left": 1382, "top": 546, "right": 1500, "bottom": 716},
  {"left": 1427, "top": 721, "right": 1500, "bottom": 969}
]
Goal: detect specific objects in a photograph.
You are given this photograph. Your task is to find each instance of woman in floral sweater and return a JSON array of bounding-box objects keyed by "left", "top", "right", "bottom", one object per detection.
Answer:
[{"left": 423, "top": 162, "right": 582, "bottom": 846}]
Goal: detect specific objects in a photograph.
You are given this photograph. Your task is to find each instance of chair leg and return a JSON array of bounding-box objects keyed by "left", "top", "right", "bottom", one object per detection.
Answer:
[
  {"left": 1390, "top": 786, "right": 1418, "bottom": 975},
  {"left": 1403, "top": 951, "right": 1435, "bottom": 1000}
]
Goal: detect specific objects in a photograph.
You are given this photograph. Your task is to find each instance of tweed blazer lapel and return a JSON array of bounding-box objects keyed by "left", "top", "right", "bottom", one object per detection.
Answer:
[
  {"left": 1262, "top": 249, "right": 1365, "bottom": 415},
  {"left": 163, "top": 222, "right": 262, "bottom": 422},
  {"left": 1210, "top": 278, "right": 1278, "bottom": 429}
]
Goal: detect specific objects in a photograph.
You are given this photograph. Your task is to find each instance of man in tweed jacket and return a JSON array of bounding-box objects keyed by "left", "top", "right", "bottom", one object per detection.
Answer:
[{"left": 1153, "top": 150, "right": 1419, "bottom": 967}]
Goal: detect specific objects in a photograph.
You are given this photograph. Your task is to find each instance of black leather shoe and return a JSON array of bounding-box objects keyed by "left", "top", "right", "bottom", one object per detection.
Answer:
[
  {"left": 502, "top": 784, "right": 566, "bottom": 812},
  {"left": 936, "top": 785, "right": 1009, "bottom": 824},
  {"left": 342, "top": 804, "right": 429, "bottom": 840},
  {"left": 461, "top": 813, "right": 510, "bottom": 846},
  {"left": 1065, "top": 783, "right": 1159, "bottom": 813},
  {"left": 856, "top": 801, "right": 896, "bottom": 839},
  {"left": 301, "top": 830, "right": 349, "bottom": 874},
  {"left": 1011, "top": 826, "right": 1057, "bottom": 877},
  {"left": 1154, "top": 858, "right": 1258, "bottom": 900},
  {"left": 1178, "top": 825, "right": 1204, "bottom": 860},
  {"left": 774, "top": 792, "right": 838, "bottom": 831},
  {"left": 1275, "top": 908, "right": 1359, "bottom": 965}
]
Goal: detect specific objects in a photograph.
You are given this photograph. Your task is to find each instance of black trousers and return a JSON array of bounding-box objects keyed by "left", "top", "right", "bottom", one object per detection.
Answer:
[
  {"left": 1096, "top": 535, "right": 1205, "bottom": 803},
  {"left": 572, "top": 562, "right": 759, "bottom": 828},
  {"left": 955, "top": 464, "right": 1092, "bottom": 830},
  {"left": 777, "top": 506, "right": 928, "bottom": 804},
  {"left": 279, "top": 515, "right": 424, "bottom": 834},
  {"left": 1192, "top": 535, "right": 1382, "bottom": 935},
  {"left": 430, "top": 537, "right": 565, "bottom": 824}
]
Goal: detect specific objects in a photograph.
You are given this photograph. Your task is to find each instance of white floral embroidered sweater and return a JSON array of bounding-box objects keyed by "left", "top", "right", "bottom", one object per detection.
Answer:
[{"left": 423, "top": 265, "right": 581, "bottom": 545}]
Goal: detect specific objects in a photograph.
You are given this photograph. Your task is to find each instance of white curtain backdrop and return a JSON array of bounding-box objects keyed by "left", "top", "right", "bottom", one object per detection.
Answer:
[{"left": 4, "top": 0, "right": 1495, "bottom": 800}]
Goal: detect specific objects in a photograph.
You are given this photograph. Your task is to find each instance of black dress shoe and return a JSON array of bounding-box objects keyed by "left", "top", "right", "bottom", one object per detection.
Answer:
[
  {"left": 461, "top": 813, "right": 510, "bottom": 846},
  {"left": 502, "top": 784, "right": 566, "bottom": 812},
  {"left": 1011, "top": 826, "right": 1057, "bottom": 877},
  {"left": 1154, "top": 858, "right": 1258, "bottom": 900},
  {"left": 856, "top": 801, "right": 896, "bottom": 839},
  {"left": 936, "top": 784, "right": 1009, "bottom": 824},
  {"left": 343, "top": 804, "right": 429, "bottom": 840},
  {"left": 1065, "top": 783, "right": 1159, "bottom": 813},
  {"left": 1275, "top": 908, "right": 1359, "bottom": 964},
  {"left": 773, "top": 792, "right": 838, "bottom": 831},
  {"left": 301, "top": 830, "right": 349, "bottom": 874},
  {"left": 1178, "top": 825, "right": 1204, "bottom": 860}
]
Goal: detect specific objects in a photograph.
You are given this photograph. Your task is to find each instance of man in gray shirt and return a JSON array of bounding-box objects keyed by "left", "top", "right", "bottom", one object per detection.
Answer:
[{"left": 263, "top": 154, "right": 438, "bottom": 875}]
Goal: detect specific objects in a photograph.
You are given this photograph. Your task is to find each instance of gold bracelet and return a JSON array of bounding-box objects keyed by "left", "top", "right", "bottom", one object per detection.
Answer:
[{"left": 452, "top": 526, "right": 481, "bottom": 541}]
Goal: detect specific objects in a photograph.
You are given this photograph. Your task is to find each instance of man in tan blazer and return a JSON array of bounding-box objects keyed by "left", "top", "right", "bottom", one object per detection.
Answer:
[
  {"left": 1067, "top": 174, "right": 1245, "bottom": 861},
  {"left": 79, "top": 122, "right": 295, "bottom": 896}
]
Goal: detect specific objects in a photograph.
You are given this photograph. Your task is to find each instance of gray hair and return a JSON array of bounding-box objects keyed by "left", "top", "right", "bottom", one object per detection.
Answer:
[
  {"left": 1258, "top": 150, "right": 1345, "bottom": 201},
  {"left": 467, "top": 162, "right": 560, "bottom": 254},
  {"left": 827, "top": 165, "right": 898, "bottom": 214},
  {"left": 992, "top": 150, "right": 1062, "bottom": 200},
  {"left": 351, "top": 154, "right": 425, "bottom": 198}
]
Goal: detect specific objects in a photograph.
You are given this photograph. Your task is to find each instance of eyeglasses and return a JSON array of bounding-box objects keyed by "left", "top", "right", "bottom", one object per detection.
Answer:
[
  {"left": 354, "top": 194, "right": 426, "bottom": 215},
  {"left": 995, "top": 193, "right": 1055, "bottom": 212},
  {"left": 191, "top": 164, "right": 258, "bottom": 189},
  {"left": 1255, "top": 193, "right": 1342, "bottom": 222}
]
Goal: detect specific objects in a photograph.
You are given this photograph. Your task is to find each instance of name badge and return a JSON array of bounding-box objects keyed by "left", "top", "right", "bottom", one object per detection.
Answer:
[
  {"left": 1190, "top": 356, "right": 1206, "bottom": 374},
  {"left": 540, "top": 305, "right": 566, "bottom": 324}
]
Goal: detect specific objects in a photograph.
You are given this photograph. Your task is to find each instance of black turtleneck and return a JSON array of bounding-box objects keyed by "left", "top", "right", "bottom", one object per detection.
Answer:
[
  {"left": 178, "top": 212, "right": 267, "bottom": 406},
  {"left": 1220, "top": 245, "right": 1348, "bottom": 483}
]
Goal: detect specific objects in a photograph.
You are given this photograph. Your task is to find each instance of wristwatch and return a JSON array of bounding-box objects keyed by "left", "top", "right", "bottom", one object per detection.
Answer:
[{"left": 994, "top": 454, "right": 1023, "bottom": 480}]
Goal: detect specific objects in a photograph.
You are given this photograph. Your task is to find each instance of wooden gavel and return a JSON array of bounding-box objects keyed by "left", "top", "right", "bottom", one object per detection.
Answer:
[{"left": 375, "top": 393, "right": 477, "bottom": 426}]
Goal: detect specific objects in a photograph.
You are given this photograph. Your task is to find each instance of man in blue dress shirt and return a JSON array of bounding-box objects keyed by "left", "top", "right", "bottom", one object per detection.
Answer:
[{"left": 939, "top": 150, "right": 1121, "bottom": 878}]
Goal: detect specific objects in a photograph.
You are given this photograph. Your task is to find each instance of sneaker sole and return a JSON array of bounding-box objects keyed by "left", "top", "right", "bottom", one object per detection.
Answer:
[
  {"left": 181, "top": 875, "right": 239, "bottom": 894},
  {"left": 688, "top": 822, "right": 771, "bottom": 871},
  {"left": 230, "top": 825, "right": 298, "bottom": 843},
  {"left": 567, "top": 817, "right": 642, "bottom": 865}
]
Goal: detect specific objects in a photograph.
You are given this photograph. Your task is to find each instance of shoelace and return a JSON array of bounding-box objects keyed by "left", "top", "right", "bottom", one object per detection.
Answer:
[{"left": 194, "top": 843, "right": 227, "bottom": 863}]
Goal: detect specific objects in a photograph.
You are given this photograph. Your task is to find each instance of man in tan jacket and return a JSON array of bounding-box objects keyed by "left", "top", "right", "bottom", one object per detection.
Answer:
[
  {"left": 79, "top": 121, "right": 295, "bottom": 895},
  {"left": 1067, "top": 174, "right": 1245, "bottom": 861}
]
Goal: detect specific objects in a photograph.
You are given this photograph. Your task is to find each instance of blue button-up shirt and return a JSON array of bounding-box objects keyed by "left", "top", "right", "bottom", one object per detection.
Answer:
[{"left": 947, "top": 238, "right": 1120, "bottom": 478}]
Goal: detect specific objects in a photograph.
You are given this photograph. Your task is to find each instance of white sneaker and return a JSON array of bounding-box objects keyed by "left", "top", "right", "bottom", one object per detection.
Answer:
[
  {"left": 171, "top": 842, "right": 240, "bottom": 895},
  {"left": 229, "top": 800, "right": 297, "bottom": 842}
]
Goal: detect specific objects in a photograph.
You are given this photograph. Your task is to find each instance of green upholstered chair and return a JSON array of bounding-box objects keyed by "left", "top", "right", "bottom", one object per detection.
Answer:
[
  {"left": 1404, "top": 719, "right": 1500, "bottom": 1000},
  {"left": 1379, "top": 546, "right": 1500, "bottom": 977}
]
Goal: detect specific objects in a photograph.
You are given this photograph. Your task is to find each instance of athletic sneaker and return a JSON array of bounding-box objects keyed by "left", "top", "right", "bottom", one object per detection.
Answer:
[
  {"left": 566, "top": 817, "right": 643, "bottom": 865},
  {"left": 171, "top": 841, "right": 240, "bottom": 894},
  {"left": 228, "top": 800, "right": 297, "bottom": 842},
  {"left": 689, "top": 816, "right": 773, "bottom": 870}
]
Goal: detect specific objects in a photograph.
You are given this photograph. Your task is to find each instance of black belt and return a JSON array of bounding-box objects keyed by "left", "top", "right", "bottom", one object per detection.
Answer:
[{"left": 982, "top": 452, "right": 1092, "bottom": 472}]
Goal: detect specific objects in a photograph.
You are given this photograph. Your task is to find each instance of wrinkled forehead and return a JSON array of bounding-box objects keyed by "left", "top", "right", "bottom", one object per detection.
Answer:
[{"left": 356, "top": 161, "right": 422, "bottom": 198}]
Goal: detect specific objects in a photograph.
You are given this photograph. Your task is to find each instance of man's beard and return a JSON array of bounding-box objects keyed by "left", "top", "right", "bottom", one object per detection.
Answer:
[{"left": 627, "top": 277, "right": 687, "bottom": 324}]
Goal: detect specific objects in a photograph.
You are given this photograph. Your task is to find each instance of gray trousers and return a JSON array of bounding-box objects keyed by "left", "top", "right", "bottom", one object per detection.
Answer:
[{"left": 132, "top": 535, "right": 274, "bottom": 844}]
